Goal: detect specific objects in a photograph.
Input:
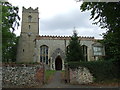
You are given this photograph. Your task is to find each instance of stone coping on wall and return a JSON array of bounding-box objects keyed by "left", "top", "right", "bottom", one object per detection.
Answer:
[{"left": 2, "top": 63, "right": 43, "bottom": 67}]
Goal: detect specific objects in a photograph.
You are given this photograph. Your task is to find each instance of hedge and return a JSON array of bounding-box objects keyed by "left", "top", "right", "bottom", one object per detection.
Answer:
[{"left": 67, "top": 60, "right": 119, "bottom": 82}]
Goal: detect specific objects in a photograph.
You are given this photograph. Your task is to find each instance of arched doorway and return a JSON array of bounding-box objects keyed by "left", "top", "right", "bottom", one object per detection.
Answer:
[{"left": 55, "top": 56, "right": 62, "bottom": 70}]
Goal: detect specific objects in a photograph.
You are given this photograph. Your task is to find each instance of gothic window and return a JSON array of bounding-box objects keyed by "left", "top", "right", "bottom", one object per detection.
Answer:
[
  {"left": 92, "top": 43, "right": 105, "bottom": 56},
  {"left": 40, "top": 45, "right": 49, "bottom": 64},
  {"left": 28, "top": 15, "right": 32, "bottom": 22},
  {"left": 93, "top": 46, "right": 102, "bottom": 56},
  {"left": 81, "top": 45, "right": 88, "bottom": 61}
]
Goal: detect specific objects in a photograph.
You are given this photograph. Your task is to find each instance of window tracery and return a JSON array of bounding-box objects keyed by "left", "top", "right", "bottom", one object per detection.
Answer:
[{"left": 40, "top": 45, "right": 49, "bottom": 64}]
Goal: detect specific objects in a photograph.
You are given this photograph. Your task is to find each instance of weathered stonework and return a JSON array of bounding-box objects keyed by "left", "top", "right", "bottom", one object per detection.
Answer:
[
  {"left": 16, "top": 7, "right": 39, "bottom": 63},
  {"left": 70, "top": 67, "right": 93, "bottom": 84},
  {"left": 2, "top": 64, "right": 44, "bottom": 88}
]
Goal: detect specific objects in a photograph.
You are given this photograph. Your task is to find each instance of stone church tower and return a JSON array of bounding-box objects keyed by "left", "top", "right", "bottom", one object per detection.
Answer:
[{"left": 16, "top": 7, "right": 39, "bottom": 62}]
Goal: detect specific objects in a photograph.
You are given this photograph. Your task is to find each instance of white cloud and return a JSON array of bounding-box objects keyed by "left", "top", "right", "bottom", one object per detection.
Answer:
[
  {"left": 8, "top": 0, "right": 106, "bottom": 39},
  {"left": 39, "top": 0, "right": 82, "bottom": 19}
]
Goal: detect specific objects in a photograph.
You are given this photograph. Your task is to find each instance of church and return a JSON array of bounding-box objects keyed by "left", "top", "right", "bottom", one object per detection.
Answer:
[{"left": 16, "top": 7, "right": 105, "bottom": 70}]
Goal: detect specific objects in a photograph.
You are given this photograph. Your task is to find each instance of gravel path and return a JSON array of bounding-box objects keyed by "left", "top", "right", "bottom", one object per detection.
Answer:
[{"left": 42, "top": 71, "right": 67, "bottom": 88}]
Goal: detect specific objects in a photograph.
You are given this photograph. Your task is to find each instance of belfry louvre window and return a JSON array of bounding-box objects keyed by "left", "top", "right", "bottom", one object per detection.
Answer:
[
  {"left": 28, "top": 15, "right": 32, "bottom": 22},
  {"left": 40, "top": 45, "right": 48, "bottom": 64}
]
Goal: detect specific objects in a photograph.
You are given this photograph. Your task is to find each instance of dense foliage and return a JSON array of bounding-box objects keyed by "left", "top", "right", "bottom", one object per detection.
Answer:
[
  {"left": 68, "top": 60, "right": 119, "bottom": 82},
  {"left": 2, "top": 2, "right": 20, "bottom": 62},
  {"left": 66, "top": 31, "right": 84, "bottom": 62},
  {"left": 80, "top": 2, "right": 120, "bottom": 61}
]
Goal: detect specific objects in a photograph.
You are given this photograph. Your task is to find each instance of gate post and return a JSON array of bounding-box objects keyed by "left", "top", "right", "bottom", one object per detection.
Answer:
[
  {"left": 65, "top": 63, "right": 70, "bottom": 83},
  {"left": 68, "top": 65, "right": 70, "bottom": 83}
]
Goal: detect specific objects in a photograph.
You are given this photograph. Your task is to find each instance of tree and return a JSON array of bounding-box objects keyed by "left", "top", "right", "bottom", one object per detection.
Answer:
[
  {"left": 1, "top": 1, "right": 20, "bottom": 62},
  {"left": 66, "top": 30, "right": 84, "bottom": 62},
  {"left": 80, "top": 2, "right": 120, "bottom": 61}
]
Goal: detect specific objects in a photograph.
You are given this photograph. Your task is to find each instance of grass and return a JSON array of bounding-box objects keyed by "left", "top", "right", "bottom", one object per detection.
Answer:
[{"left": 45, "top": 70, "right": 56, "bottom": 83}]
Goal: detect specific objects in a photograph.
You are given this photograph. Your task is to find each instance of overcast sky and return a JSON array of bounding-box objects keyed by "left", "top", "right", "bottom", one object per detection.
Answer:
[{"left": 8, "top": 0, "right": 106, "bottom": 39}]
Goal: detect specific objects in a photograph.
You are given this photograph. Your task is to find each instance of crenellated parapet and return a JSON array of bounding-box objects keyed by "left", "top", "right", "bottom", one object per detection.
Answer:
[
  {"left": 22, "top": 7, "right": 38, "bottom": 13},
  {"left": 36, "top": 35, "right": 95, "bottom": 41}
]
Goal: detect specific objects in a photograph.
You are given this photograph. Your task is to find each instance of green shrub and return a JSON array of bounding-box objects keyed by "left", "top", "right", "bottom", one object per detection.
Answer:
[{"left": 68, "top": 60, "right": 119, "bottom": 82}]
